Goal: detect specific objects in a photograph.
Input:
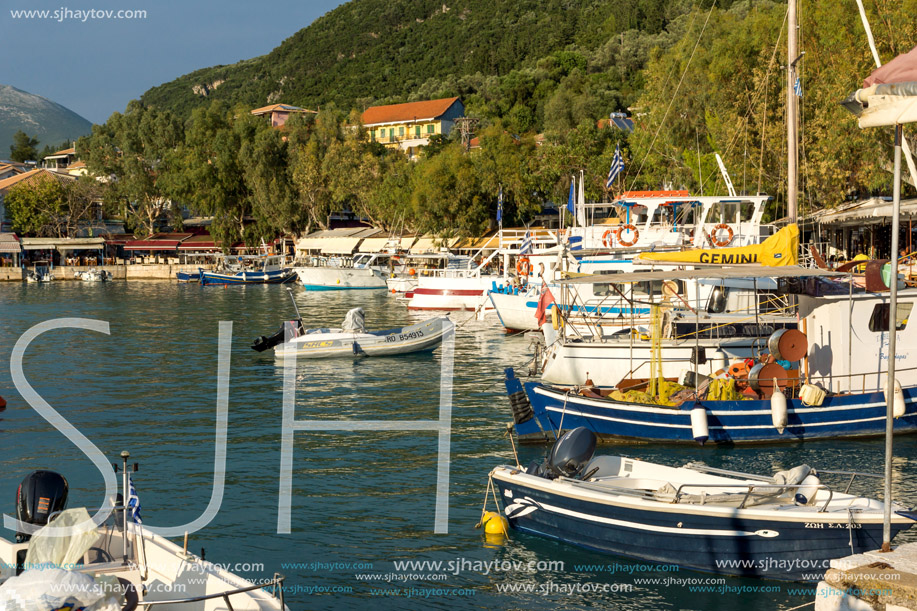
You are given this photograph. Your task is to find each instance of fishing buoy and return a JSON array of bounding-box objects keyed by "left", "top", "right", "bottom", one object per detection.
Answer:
[
  {"left": 336, "top": 279, "right": 341, "bottom": 284},
  {"left": 0, "top": 395, "right": 5, "bottom": 409},
  {"left": 481, "top": 511, "right": 509, "bottom": 536},
  {"left": 770, "top": 378, "right": 788, "bottom": 434},
  {"left": 795, "top": 474, "right": 821, "bottom": 505},
  {"left": 690, "top": 406, "right": 709, "bottom": 445},
  {"left": 893, "top": 379, "right": 906, "bottom": 419}
]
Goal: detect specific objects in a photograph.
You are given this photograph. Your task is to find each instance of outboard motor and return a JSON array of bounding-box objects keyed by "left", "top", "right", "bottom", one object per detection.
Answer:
[
  {"left": 546, "top": 427, "right": 597, "bottom": 479},
  {"left": 15, "top": 470, "right": 68, "bottom": 542},
  {"left": 251, "top": 324, "right": 288, "bottom": 352}
]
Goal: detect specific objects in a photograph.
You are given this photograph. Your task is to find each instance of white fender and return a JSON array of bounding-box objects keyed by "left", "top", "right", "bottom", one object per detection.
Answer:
[
  {"left": 795, "top": 474, "right": 821, "bottom": 505},
  {"left": 894, "top": 379, "right": 906, "bottom": 419},
  {"left": 690, "top": 406, "right": 709, "bottom": 445},
  {"left": 770, "top": 378, "right": 788, "bottom": 434}
]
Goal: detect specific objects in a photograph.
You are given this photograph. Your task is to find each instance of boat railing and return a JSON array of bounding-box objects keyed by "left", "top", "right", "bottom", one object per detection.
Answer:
[
  {"left": 685, "top": 462, "right": 885, "bottom": 496},
  {"left": 136, "top": 573, "right": 285, "bottom": 608},
  {"left": 671, "top": 482, "right": 835, "bottom": 511}
]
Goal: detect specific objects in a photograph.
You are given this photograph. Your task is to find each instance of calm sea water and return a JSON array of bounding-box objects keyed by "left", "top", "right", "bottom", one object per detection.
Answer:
[{"left": 0, "top": 281, "right": 914, "bottom": 610}]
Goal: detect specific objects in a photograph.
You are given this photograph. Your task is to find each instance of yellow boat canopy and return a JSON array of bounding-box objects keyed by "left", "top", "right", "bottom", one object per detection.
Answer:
[{"left": 637, "top": 224, "right": 799, "bottom": 267}]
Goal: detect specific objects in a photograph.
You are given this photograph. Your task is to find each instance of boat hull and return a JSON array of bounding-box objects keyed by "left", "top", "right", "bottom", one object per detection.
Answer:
[
  {"left": 200, "top": 269, "right": 295, "bottom": 285},
  {"left": 507, "top": 372, "right": 917, "bottom": 444},
  {"left": 491, "top": 467, "right": 911, "bottom": 581},
  {"left": 295, "top": 266, "right": 387, "bottom": 290}
]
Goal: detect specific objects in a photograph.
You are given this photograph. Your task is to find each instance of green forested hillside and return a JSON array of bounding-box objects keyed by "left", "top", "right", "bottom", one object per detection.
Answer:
[{"left": 141, "top": 0, "right": 730, "bottom": 128}]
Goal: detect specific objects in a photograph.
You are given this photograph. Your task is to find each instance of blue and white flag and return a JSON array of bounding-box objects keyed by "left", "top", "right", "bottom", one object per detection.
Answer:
[
  {"left": 606, "top": 144, "right": 624, "bottom": 189},
  {"left": 496, "top": 185, "right": 503, "bottom": 226},
  {"left": 520, "top": 229, "right": 532, "bottom": 255},
  {"left": 128, "top": 476, "right": 142, "bottom": 524},
  {"left": 794, "top": 76, "right": 802, "bottom": 98},
  {"left": 566, "top": 178, "right": 575, "bottom": 214}
]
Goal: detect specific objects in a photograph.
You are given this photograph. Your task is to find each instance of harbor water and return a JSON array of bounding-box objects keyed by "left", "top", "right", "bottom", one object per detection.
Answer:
[{"left": 0, "top": 282, "right": 914, "bottom": 610}]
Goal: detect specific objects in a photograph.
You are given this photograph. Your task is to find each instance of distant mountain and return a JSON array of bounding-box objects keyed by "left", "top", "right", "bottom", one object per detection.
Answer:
[
  {"left": 141, "top": 0, "right": 707, "bottom": 120},
  {"left": 0, "top": 84, "right": 93, "bottom": 159}
]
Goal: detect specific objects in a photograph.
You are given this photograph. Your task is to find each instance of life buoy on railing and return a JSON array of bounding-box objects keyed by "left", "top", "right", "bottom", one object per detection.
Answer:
[
  {"left": 710, "top": 223, "right": 734, "bottom": 247},
  {"left": 602, "top": 229, "right": 615, "bottom": 248},
  {"left": 616, "top": 224, "right": 639, "bottom": 247},
  {"left": 516, "top": 256, "right": 531, "bottom": 277}
]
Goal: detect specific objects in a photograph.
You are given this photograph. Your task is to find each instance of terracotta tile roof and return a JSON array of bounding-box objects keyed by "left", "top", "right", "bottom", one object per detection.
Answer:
[
  {"left": 54, "top": 147, "right": 76, "bottom": 155},
  {"left": 0, "top": 168, "right": 75, "bottom": 192},
  {"left": 67, "top": 160, "right": 87, "bottom": 169},
  {"left": 250, "top": 103, "right": 317, "bottom": 116},
  {"left": 361, "top": 97, "right": 461, "bottom": 126}
]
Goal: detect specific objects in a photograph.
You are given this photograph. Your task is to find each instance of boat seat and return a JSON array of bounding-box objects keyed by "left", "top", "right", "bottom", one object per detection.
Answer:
[{"left": 583, "top": 456, "right": 624, "bottom": 479}]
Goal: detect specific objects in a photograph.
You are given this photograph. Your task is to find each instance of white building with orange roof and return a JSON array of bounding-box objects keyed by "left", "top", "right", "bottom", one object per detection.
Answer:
[
  {"left": 250, "top": 103, "right": 317, "bottom": 128},
  {"left": 361, "top": 97, "right": 465, "bottom": 158},
  {"left": 42, "top": 146, "right": 78, "bottom": 170}
]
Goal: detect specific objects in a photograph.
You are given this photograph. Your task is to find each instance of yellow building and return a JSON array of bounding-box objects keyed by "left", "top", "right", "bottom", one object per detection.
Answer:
[{"left": 361, "top": 97, "right": 464, "bottom": 159}]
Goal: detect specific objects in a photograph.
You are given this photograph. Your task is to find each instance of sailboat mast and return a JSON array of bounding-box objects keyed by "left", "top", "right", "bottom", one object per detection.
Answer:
[{"left": 787, "top": 0, "right": 799, "bottom": 222}]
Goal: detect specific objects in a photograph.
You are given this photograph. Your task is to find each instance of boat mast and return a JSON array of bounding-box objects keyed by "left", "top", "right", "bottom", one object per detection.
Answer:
[{"left": 786, "top": 0, "right": 799, "bottom": 222}]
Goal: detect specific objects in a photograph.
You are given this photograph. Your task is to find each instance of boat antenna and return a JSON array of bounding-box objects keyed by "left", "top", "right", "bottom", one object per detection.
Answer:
[{"left": 286, "top": 287, "right": 303, "bottom": 321}]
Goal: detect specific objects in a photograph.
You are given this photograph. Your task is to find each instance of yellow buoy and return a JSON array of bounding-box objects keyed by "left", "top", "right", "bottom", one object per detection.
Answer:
[{"left": 481, "top": 511, "right": 509, "bottom": 536}]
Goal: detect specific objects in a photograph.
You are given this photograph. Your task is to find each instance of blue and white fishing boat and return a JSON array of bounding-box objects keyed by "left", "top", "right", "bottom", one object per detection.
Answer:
[
  {"left": 200, "top": 254, "right": 294, "bottom": 286},
  {"left": 505, "top": 276, "right": 917, "bottom": 444},
  {"left": 489, "top": 427, "right": 916, "bottom": 581}
]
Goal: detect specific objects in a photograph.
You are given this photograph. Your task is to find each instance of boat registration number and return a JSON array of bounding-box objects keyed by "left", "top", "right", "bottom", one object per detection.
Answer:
[
  {"left": 804, "top": 522, "right": 860, "bottom": 529},
  {"left": 385, "top": 329, "right": 424, "bottom": 343}
]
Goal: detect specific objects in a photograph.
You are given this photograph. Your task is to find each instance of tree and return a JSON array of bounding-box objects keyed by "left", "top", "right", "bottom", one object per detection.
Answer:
[
  {"left": 79, "top": 100, "right": 184, "bottom": 236},
  {"left": 9, "top": 131, "right": 39, "bottom": 163},
  {"left": 5, "top": 177, "right": 67, "bottom": 236}
]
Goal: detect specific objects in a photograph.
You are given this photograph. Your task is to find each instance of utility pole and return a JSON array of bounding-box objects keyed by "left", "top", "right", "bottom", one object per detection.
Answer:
[{"left": 787, "top": 0, "right": 799, "bottom": 222}]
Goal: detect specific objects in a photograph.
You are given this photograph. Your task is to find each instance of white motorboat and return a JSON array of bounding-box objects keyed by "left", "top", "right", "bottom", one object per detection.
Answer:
[
  {"left": 25, "top": 261, "right": 53, "bottom": 283},
  {"left": 0, "top": 454, "right": 288, "bottom": 610},
  {"left": 252, "top": 304, "right": 452, "bottom": 359},
  {"left": 76, "top": 267, "right": 112, "bottom": 282},
  {"left": 294, "top": 252, "right": 393, "bottom": 290}
]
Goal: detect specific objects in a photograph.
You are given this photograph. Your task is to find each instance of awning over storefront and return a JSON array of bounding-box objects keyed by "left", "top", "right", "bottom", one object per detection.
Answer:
[
  {"left": 321, "top": 237, "right": 361, "bottom": 254},
  {"left": 177, "top": 234, "right": 221, "bottom": 251},
  {"left": 0, "top": 233, "right": 20, "bottom": 253},
  {"left": 809, "top": 197, "right": 917, "bottom": 227},
  {"left": 410, "top": 237, "right": 447, "bottom": 253},
  {"left": 358, "top": 237, "right": 391, "bottom": 252},
  {"left": 124, "top": 233, "right": 194, "bottom": 251},
  {"left": 20, "top": 237, "right": 106, "bottom": 251},
  {"left": 400, "top": 236, "right": 416, "bottom": 250}
]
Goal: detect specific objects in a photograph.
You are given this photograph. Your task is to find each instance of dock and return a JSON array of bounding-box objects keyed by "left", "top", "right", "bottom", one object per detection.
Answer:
[{"left": 817, "top": 542, "right": 917, "bottom": 610}]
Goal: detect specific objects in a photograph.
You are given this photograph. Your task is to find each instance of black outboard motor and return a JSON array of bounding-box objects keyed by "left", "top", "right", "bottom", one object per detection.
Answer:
[
  {"left": 251, "top": 324, "right": 289, "bottom": 352},
  {"left": 15, "top": 470, "right": 68, "bottom": 542},
  {"left": 546, "top": 427, "right": 597, "bottom": 479}
]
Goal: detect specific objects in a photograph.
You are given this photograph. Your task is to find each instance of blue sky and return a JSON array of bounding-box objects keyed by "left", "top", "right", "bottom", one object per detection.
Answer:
[{"left": 1, "top": 0, "right": 347, "bottom": 124}]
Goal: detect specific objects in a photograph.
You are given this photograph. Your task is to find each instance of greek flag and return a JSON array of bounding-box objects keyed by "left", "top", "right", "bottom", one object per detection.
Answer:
[
  {"left": 496, "top": 186, "right": 503, "bottom": 226},
  {"left": 128, "top": 476, "right": 142, "bottom": 524},
  {"left": 520, "top": 229, "right": 532, "bottom": 255},
  {"left": 794, "top": 76, "right": 802, "bottom": 98},
  {"left": 606, "top": 144, "right": 624, "bottom": 189}
]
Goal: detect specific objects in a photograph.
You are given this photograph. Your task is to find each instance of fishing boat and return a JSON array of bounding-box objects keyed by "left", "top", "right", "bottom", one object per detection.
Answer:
[
  {"left": 176, "top": 270, "right": 201, "bottom": 282},
  {"left": 488, "top": 427, "right": 916, "bottom": 581},
  {"left": 251, "top": 296, "right": 452, "bottom": 358},
  {"left": 293, "top": 252, "right": 391, "bottom": 290},
  {"left": 0, "top": 452, "right": 288, "bottom": 610},
  {"left": 505, "top": 276, "right": 917, "bottom": 444},
  {"left": 200, "top": 254, "right": 294, "bottom": 286}
]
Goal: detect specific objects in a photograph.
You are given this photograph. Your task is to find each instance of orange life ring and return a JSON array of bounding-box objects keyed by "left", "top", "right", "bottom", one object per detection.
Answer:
[
  {"left": 602, "top": 229, "right": 615, "bottom": 248},
  {"left": 711, "top": 224, "right": 734, "bottom": 247},
  {"left": 516, "top": 256, "right": 531, "bottom": 276},
  {"left": 616, "top": 224, "right": 639, "bottom": 247}
]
